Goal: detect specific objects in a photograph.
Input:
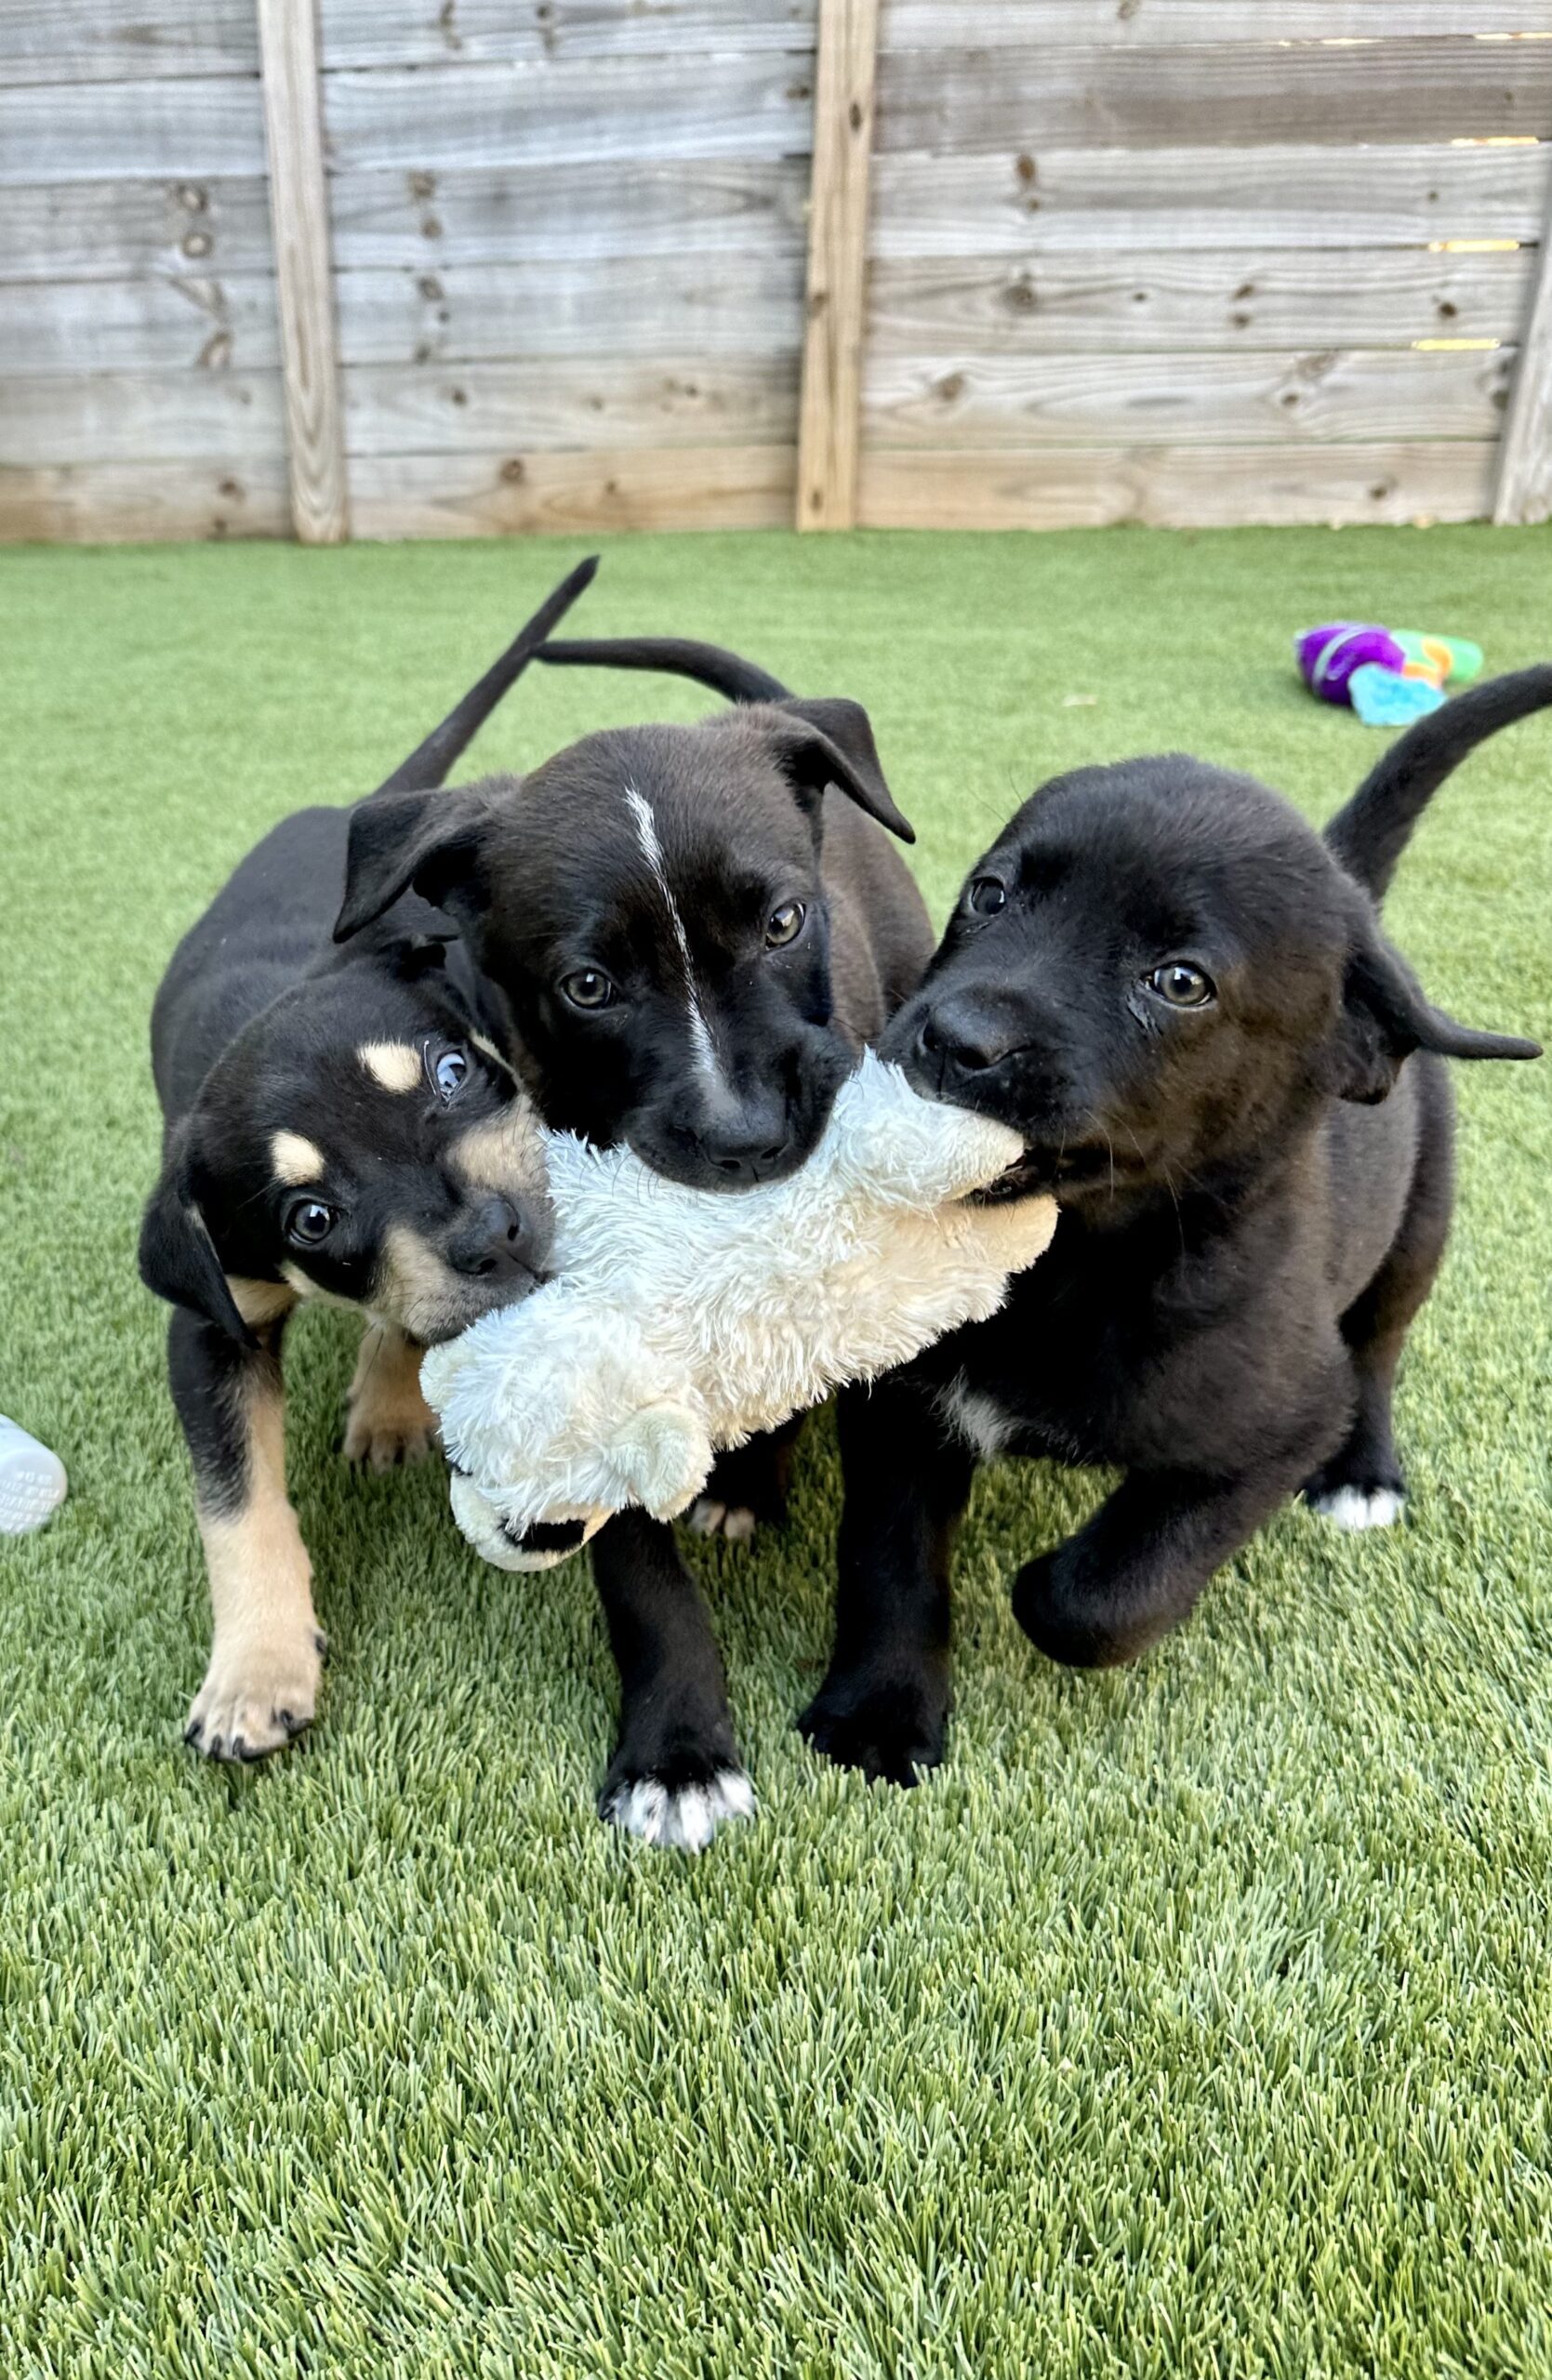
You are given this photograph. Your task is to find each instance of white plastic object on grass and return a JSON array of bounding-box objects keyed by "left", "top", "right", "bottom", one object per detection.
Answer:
[{"left": 0, "top": 1417, "right": 68, "bottom": 1534}]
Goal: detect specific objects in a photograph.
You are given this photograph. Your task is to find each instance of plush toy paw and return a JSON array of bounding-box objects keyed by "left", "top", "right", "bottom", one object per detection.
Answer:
[
  {"left": 599, "top": 1752, "right": 755, "bottom": 1853},
  {"left": 184, "top": 1624, "right": 324, "bottom": 1762},
  {"left": 798, "top": 1666, "right": 948, "bottom": 1786}
]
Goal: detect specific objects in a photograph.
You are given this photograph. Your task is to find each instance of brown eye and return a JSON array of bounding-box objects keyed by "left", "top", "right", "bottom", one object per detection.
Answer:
[
  {"left": 285, "top": 1198, "right": 336, "bottom": 1247},
  {"left": 1147, "top": 961, "right": 1215, "bottom": 1009},
  {"left": 765, "top": 900, "right": 805, "bottom": 948},
  {"left": 562, "top": 969, "right": 615, "bottom": 1011},
  {"left": 966, "top": 878, "right": 1006, "bottom": 916}
]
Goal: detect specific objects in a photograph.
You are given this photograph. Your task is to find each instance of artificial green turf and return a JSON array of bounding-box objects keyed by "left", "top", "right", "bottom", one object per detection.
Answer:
[{"left": 1, "top": 523, "right": 1549, "bottom": 2379}]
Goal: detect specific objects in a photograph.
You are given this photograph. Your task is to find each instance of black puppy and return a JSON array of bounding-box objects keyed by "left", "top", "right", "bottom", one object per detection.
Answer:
[
  {"left": 798, "top": 672, "right": 1547, "bottom": 1783},
  {"left": 334, "top": 635, "right": 934, "bottom": 1846},
  {"left": 140, "top": 562, "right": 594, "bottom": 1761}
]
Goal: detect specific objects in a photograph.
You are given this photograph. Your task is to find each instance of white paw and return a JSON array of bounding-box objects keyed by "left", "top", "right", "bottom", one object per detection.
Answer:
[
  {"left": 185, "top": 1627, "right": 324, "bottom": 1761},
  {"left": 602, "top": 1767, "right": 755, "bottom": 1853},
  {"left": 687, "top": 1500, "right": 757, "bottom": 1544},
  {"left": 1309, "top": 1484, "right": 1405, "bottom": 1532}
]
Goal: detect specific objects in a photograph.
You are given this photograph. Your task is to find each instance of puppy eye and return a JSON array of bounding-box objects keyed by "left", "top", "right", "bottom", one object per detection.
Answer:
[
  {"left": 1146, "top": 961, "right": 1215, "bottom": 1009},
  {"left": 765, "top": 899, "right": 805, "bottom": 948},
  {"left": 562, "top": 969, "right": 615, "bottom": 1012},
  {"left": 285, "top": 1198, "right": 337, "bottom": 1247},
  {"left": 966, "top": 877, "right": 1007, "bottom": 917},
  {"left": 431, "top": 1046, "right": 470, "bottom": 1101}
]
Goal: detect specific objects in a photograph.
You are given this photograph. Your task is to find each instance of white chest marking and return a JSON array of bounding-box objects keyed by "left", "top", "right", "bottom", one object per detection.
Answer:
[
  {"left": 939, "top": 1377, "right": 1017, "bottom": 1460},
  {"left": 623, "top": 784, "right": 719, "bottom": 1081}
]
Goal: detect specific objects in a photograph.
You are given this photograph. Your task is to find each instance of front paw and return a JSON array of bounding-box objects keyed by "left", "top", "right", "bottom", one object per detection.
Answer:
[
  {"left": 798, "top": 1665, "right": 948, "bottom": 1785},
  {"left": 344, "top": 1326, "right": 439, "bottom": 1471},
  {"left": 599, "top": 1745, "right": 755, "bottom": 1853},
  {"left": 1013, "top": 1548, "right": 1136, "bottom": 1668},
  {"left": 185, "top": 1626, "right": 324, "bottom": 1762}
]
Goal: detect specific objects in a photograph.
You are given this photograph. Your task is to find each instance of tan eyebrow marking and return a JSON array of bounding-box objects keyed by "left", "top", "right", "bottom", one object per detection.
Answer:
[
  {"left": 358, "top": 1040, "right": 423, "bottom": 1093},
  {"left": 271, "top": 1131, "right": 325, "bottom": 1185}
]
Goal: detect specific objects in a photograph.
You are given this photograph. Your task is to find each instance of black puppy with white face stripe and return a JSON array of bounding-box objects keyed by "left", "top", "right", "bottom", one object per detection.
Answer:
[{"left": 336, "top": 641, "right": 935, "bottom": 1848}]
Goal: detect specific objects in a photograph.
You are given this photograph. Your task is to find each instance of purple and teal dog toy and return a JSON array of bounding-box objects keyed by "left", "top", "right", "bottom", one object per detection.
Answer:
[{"left": 1296, "top": 622, "right": 1484, "bottom": 727}]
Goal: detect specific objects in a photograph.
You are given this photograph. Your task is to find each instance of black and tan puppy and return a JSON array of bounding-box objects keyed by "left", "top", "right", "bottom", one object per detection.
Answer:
[
  {"left": 335, "top": 635, "right": 935, "bottom": 1846},
  {"left": 140, "top": 564, "right": 595, "bottom": 1761},
  {"left": 799, "top": 671, "right": 1548, "bottom": 1783}
]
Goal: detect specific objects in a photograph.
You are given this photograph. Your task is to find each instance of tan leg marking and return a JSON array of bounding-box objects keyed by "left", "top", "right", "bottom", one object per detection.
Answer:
[
  {"left": 227, "top": 1276, "right": 298, "bottom": 1330},
  {"left": 188, "top": 1372, "right": 323, "bottom": 1763},
  {"left": 272, "top": 1130, "right": 325, "bottom": 1186},
  {"left": 359, "top": 1040, "right": 422, "bottom": 1093},
  {"left": 344, "top": 1322, "right": 438, "bottom": 1471}
]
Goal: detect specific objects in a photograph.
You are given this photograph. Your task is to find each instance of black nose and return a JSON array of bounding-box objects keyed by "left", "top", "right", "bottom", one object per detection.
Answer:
[
  {"left": 447, "top": 1195, "right": 530, "bottom": 1279},
  {"left": 699, "top": 1127, "right": 792, "bottom": 1184},
  {"left": 919, "top": 998, "right": 1023, "bottom": 1078}
]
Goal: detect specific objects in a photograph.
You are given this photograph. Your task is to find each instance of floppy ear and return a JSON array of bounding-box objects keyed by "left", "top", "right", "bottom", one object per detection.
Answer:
[
  {"left": 759, "top": 698, "right": 915, "bottom": 842},
  {"left": 1325, "top": 924, "right": 1542, "bottom": 1105},
  {"left": 333, "top": 783, "right": 497, "bottom": 944},
  {"left": 139, "top": 1148, "right": 257, "bottom": 1348}
]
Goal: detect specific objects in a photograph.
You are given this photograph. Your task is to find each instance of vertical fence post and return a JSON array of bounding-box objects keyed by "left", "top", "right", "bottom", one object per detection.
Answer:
[
  {"left": 796, "top": 0, "right": 881, "bottom": 531},
  {"left": 257, "top": 0, "right": 349, "bottom": 544},
  {"left": 1495, "top": 169, "right": 1552, "bottom": 525}
]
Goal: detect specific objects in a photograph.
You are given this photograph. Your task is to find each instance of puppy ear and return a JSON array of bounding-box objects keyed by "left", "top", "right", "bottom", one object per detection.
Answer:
[
  {"left": 333, "top": 784, "right": 497, "bottom": 944},
  {"left": 139, "top": 1148, "right": 258, "bottom": 1348},
  {"left": 1326, "top": 926, "right": 1542, "bottom": 1105},
  {"left": 760, "top": 698, "right": 915, "bottom": 843}
]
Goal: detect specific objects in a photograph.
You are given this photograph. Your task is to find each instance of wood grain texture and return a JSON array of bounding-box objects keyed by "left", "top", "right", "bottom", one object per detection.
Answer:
[
  {"left": 343, "top": 359, "right": 796, "bottom": 454},
  {"left": 331, "top": 256, "right": 803, "bottom": 364},
  {"left": 866, "top": 247, "right": 1533, "bottom": 354},
  {"left": 347, "top": 443, "right": 795, "bottom": 536},
  {"left": 797, "top": 0, "right": 880, "bottom": 528},
  {"left": 871, "top": 39, "right": 1552, "bottom": 152},
  {"left": 856, "top": 441, "right": 1499, "bottom": 528},
  {"left": 319, "top": 55, "right": 816, "bottom": 173},
  {"left": 0, "top": 457, "right": 290, "bottom": 542},
  {"left": 258, "top": 0, "right": 349, "bottom": 541},
  {"left": 328, "top": 157, "right": 807, "bottom": 268},
  {"left": 0, "top": 79, "right": 268, "bottom": 181},
  {"left": 0, "top": 276, "right": 283, "bottom": 374},
  {"left": 0, "top": 0, "right": 259, "bottom": 85},
  {"left": 318, "top": 0, "right": 816, "bottom": 71},
  {"left": 0, "top": 178, "right": 276, "bottom": 283},
  {"left": 863, "top": 345, "right": 1517, "bottom": 448},
  {"left": 881, "top": 3, "right": 1552, "bottom": 46},
  {"left": 1494, "top": 173, "right": 1552, "bottom": 520},
  {"left": 0, "top": 370, "right": 287, "bottom": 467},
  {"left": 869, "top": 142, "right": 1551, "bottom": 258}
]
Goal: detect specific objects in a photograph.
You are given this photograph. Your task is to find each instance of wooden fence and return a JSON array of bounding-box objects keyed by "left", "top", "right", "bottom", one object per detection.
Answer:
[{"left": 5, "top": 0, "right": 1552, "bottom": 544}]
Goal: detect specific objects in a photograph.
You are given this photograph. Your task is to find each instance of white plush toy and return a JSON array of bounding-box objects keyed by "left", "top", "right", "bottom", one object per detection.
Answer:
[{"left": 421, "top": 1052, "right": 1057, "bottom": 1568}]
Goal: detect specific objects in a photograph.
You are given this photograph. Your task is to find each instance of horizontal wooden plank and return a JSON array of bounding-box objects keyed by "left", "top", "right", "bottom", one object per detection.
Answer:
[
  {"left": 0, "top": 456, "right": 290, "bottom": 542},
  {"left": 856, "top": 440, "right": 1499, "bottom": 527},
  {"left": 870, "top": 142, "right": 1552, "bottom": 256},
  {"left": 882, "top": 4, "right": 1552, "bottom": 47},
  {"left": 328, "top": 157, "right": 808, "bottom": 268},
  {"left": 347, "top": 443, "right": 794, "bottom": 535},
  {"left": 0, "top": 79, "right": 268, "bottom": 183},
  {"left": 0, "top": 178, "right": 274, "bottom": 283},
  {"left": 872, "top": 38, "right": 1552, "bottom": 152},
  {"left": 332, "top": 256, "right": 803, "bottom": 363},
  {"left": 319, "top": 0, "right": 816, "bottom": 71},
  {"left": 321, "top": 55, "right": 816, "bottom": 174},
  {"left": 0, "top": 275, "right": 281, "bottom": 373},
  {"left": 863, "top": 344, "right": 1517, "bottom": 446},
  {"left": 343, "top": 358, "right": 796, "bottom": 453},
  {"left": 866, "top": 246, "right": 1534, "bottom": 353},
  {"left": 0, "top": 0, "right": 259, "bottom": 84},
  {"left": 0, "top": 370, "right": 286, "bottom": 466}
]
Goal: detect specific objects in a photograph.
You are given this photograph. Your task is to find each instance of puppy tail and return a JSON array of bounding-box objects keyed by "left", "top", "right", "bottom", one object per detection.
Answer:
[
  {"left": 1323, "top": 663, "right": 1552, "bottom": 903},
  {"left": 536, "top": 635, "right": 792, "bottom": 706},
  {"left": 370, "top": 555, "right": 600, "bottom": 796}
]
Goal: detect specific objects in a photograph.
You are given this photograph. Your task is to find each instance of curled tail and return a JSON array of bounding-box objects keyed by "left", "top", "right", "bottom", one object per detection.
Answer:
[
  {"left": 1324, "top": 664, "right": 1552, "bottom": 903},
  {"left": 537, "top": 634, "right": 790, "bottom": 706},
  {"left": 371, "top": 554, "right": 599, "bottom": 796}
]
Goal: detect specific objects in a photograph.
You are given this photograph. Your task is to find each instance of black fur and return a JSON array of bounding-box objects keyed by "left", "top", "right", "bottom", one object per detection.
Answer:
[{"left": 800, "top": 673, "right": 1545, "bottom": 1782}]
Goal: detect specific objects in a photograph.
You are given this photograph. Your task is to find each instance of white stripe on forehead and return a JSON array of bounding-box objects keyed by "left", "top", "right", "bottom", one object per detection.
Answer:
[{"left": 622, "top": 784, "right": 719, "bottom": 1079}]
